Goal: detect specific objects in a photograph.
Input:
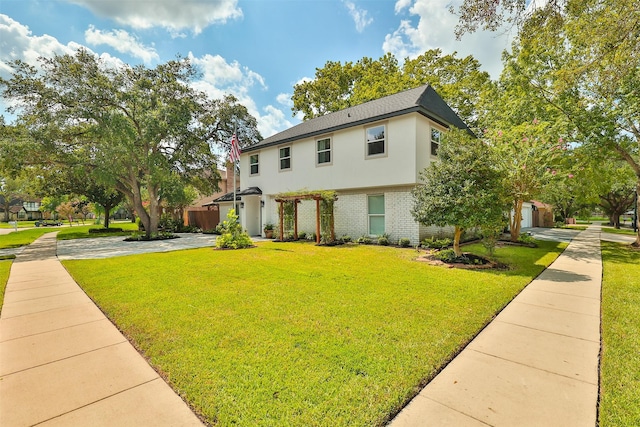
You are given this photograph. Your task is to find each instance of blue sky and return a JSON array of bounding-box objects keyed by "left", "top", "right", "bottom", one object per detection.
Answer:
[{"left": 1, "top": 0, "right": 515, "bottom": 138}]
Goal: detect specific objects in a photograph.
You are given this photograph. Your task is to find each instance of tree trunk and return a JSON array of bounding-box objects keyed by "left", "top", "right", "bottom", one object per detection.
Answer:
[
  {"left": 147, "top": 185, "right": 160, "bottom": 238},
  {"left": 510, "top": 199, "right": 523, "bottom": 242},
  {"left": 453, "top": 226, "right": 463, "bottom": 257},
  {"left": 634, "top": 181, "right": 640, "bottom": 247},
  {"left": 103, "top": 207, "right": 111, "bottom": 229}
]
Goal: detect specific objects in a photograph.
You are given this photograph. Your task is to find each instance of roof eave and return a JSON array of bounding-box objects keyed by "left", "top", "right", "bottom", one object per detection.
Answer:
[{"left": 244, "top": 106, "right": 458, "bottom": 153}]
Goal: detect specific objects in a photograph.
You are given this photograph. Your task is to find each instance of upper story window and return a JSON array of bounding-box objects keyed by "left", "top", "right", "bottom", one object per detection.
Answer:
[
  {"left": 431, "top": 128, "right": 441, "bottom": 156},
  {"left": 249, "top": 154, "right": 259, "bottom": 175},
  {"left": 317, "top": 137, "right": 331, "bottom": 165},
  {"left": 366, "top": 124, "right": 385, "bottom": 157},
  {"left": 279, "top": 146, "right": 291, "bottom": 171}
]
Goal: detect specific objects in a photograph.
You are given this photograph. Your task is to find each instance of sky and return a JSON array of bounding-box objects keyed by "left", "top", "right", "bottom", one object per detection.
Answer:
[{"left": 0, "top": 0, "right": 517, "bottom": 138}]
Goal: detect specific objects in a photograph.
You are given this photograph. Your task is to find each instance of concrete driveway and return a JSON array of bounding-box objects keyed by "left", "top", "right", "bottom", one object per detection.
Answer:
[{"left": 56, "top": 233, "right": 218, "bottom": 260}]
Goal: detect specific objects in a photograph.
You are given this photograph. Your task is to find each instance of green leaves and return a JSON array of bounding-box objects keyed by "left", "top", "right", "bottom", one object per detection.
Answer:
[
  {"left": 412, "top": 129, "right": 508, "bottom": 253},
  {"left": 291, "top": 50, "right": 492, "bottom": 130},
  {"left": 1, "top": 49, "right": 260, "bottom": 237}
]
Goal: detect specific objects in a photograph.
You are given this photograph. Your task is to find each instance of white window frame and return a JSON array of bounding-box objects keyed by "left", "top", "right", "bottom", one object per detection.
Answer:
[
  {"left": 365, "top": 124, "right": 386, "bottom": 158},
  {"left": 249, "top": 153, "right": 259, "bottom": 175},
  {"left": 279, "top": 145, "right": 292, "bottom": 171},
  {"left": 431, "top": 128, "right": 441, "bottom": 156},
  {"left": 316, "top": 137, "right": 332, "bottom": 166},
  {"left": 367, "top": 194, "right": 385, "bottom": 236}
]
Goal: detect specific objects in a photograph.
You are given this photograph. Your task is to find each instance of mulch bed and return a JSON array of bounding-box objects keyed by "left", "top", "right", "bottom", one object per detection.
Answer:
[{"left": 417, "top": 250, "right": 508, "bottom": 270}]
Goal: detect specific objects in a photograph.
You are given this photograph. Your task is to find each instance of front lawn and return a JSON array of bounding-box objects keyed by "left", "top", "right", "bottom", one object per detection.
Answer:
[
  {"left": 601, "top": 226, "right": 638, "bottom": 236},
  {"left": 0, "top": 259, "right": 11, "bottom": 313},
  {"left": 63, "top": 240, "right": 566, "bottom": 426},
  {"left": 0, "top": 228, "right": 61, "bottom": 250},
  {"left": 56, "top": 222, "right": 138, "bottom": 240},
  {"left": 599, "top": 242, "right": 640, "bottom": 426}
]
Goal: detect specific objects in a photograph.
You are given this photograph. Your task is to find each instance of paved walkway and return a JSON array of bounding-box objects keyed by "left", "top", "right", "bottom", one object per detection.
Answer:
[
  {"left": 0, "top": 232, "right": 205, "bottom": 426},
  {"left": 0, "top": 225, "right": 613, "bottom": 425},
  {"left": 390, "top": 225, "right": 602, "bottom": 426}
]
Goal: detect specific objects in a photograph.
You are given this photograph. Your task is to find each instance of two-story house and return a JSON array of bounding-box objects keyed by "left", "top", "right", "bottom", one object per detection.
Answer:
[{"left": 228, "top": 84, "right": 471, "bottom": 245}]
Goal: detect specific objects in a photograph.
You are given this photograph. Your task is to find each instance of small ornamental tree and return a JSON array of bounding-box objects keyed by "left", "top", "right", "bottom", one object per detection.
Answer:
[
  {"left": 488, "top": 120, "right": 561, "bottom": 242},
  {"left": 216, "top": 209, "right": 253, "bottom": 249},
  {"left": 412, "top": 129, "right": 508, "bottom": 257},
  {"left": 56, "top": 201, "right": 76, "bottom": 226}
]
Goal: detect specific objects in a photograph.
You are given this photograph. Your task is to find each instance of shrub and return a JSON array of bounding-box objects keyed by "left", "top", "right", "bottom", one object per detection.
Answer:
[
  {"left": 517, "top": 233, "right": 537, "bottom": 246},
  {"left": 341, "top": 235, "right": 352, "bottom": 243},
  {"left": 421, "top": 237, "right": 453, "bottom": 249},
  {"left": 89, "top": 227, "right": 123, "bottom": 233},
  {"left": 398, "top": 238, "right": 411, "bottom": 247},
  {"left": 433, "top": 248, "right": 458, "bottom": 262},
  {"left": 298, "top": 231, "right": 307, "bottom": 240},
  {"left": 378, "top": 235, "right": 390, "bottom": 246},
  {"left": 306, "top": 233, "right": 316, "bottom": 241},
  {"left": 357, "top": 235, "right": 372, "bottom": 244},
  {"left": 215, "top": 210, "right": 253, "bottom": 249}
]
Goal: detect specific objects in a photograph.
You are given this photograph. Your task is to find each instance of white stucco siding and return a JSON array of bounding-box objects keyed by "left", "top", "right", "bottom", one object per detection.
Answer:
[{"left": 241, "top": 114, "right": 425, "bottom": 194}]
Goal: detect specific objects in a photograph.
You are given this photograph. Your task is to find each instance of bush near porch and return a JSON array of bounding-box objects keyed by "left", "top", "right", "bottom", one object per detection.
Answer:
[{"left": 61, "top": 240, "right": 566, "bottom": 426}]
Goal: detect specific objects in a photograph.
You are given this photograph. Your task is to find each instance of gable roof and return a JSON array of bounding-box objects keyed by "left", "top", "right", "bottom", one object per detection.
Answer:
[{"left": 244, "top": 84, "right": 470, "bottom": 152}]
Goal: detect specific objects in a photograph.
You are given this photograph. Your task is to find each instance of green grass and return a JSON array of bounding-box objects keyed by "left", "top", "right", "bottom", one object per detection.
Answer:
[
  {"left": 63, "top": 240, "right": 566, "bottom": 426},
  {"left": 0, "top": 259, "right": 11, "bottom": 313},
  {"left": 600, "top": 242, "right": 640, "bottom": 426},
  {"left": 56, "top": 222, "right": 138, "bottom": 240},
  {"left": 601, "top": 227, "right": 638, "bottom": 236},
  {"left": 0, "top": 228, "right": 61, "bottom": 250},
  {"left": 0, "top": 220, "right": 38, "bottom": 228},
  {"left": 556, "top": 225, "right": 588, "bottom": 231}
]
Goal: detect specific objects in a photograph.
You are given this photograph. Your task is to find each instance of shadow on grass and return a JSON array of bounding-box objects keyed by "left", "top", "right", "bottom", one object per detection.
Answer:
[{"left": 601, "top": 242, "right": 640, "bottom": 265}]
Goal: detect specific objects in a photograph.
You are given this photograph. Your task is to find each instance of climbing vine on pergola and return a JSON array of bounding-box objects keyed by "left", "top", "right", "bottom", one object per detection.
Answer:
[{"left": 274, "top": 190, "right": 337, "bottom": 244}]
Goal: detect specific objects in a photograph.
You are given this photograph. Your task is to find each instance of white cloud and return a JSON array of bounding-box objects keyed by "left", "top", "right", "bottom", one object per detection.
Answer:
[
  {"left": 67, "top": 0, "right": 242, "bottom": 34},
  {"left": 85, "top": 25, "right": 159, "bottom": 63},
  {"left": 394, "top": 0, "right": 412, "bottom": 14},
  {"left": 0, "top": 14, "right": 77, "bottom": 72},
  {"left": 0, "top": 14, "right": 125, "bottom": 119},
  {"left": 0, "top": 14, "right": 285, "bottom": 137},
  {"left": 187, "top": 52, "right": 292, "bottom": 137},
  {"left": 382, "top": 0, "right": 515, "bottom": 78},
  {"left": 343, "top": 0, "right": 373, "bottom": 33},
  {"left": 276, "top": 93, "right": 293, "bottom": 107}
]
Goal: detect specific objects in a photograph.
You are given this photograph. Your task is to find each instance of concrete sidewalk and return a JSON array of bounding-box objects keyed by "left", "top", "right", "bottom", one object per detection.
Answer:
[
  {"left": 0, "top": 232, "right": 204, "bottom": 426},
  {"left": 390, "top": 225, "right": 602, "bottom": 426}
]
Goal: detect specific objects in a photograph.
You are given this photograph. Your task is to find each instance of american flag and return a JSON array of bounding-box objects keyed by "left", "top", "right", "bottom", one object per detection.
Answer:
[{"left": 229, "top": 133, "right": 241, "bottom": 163}]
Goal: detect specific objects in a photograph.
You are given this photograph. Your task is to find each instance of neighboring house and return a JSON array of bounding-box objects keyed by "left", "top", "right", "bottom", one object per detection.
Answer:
[
  {"left": 225, "top": 84, "right": 471, "bottom": 245},
  {"left": 3, "top": 198, "right": 43, "bottom": 221},
  {"left": 187, "top": 163, "right": 240, "bottom": 230},
  {"left": 531, "top": 200, "right": 554, "bottom": 227}
]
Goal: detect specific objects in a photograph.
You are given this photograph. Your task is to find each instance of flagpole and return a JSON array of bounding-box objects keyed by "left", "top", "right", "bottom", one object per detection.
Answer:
[{"left": 232, "top": 128, "right": 238, "bottom": 215}]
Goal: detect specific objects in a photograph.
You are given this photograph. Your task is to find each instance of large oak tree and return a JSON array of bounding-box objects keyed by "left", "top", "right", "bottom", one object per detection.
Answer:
[{"left": 1, "top": 49, "right": 261, "bottom": 237}]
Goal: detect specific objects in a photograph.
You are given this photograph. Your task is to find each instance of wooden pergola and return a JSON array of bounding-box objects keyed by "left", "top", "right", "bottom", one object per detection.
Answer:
[{"left": 274, "top": 191, "right": 337, "bottom": 244}]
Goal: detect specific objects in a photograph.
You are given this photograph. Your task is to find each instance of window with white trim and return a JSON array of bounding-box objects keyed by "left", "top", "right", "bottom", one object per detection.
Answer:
[
  {"left": 279, "top": 146, "right": 291, "bottom": 170},
  {"left": 249, "top": 154, "right": 259, "bottom": 175},
  {"left": 431, "top": 128, "right": 441, "bottom": 156},
  {"left": 317, "top": 137, "right": 331, "bottom": 165},
  {"left": 368, "top": 194, "right": 385, "bottom": 235},
  {"left": 366, "top": 124, "right": 385, "bottom": 157}
]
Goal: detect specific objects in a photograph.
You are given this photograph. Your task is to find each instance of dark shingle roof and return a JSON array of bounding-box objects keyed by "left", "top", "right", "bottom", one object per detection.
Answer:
[
  {"left": 207, "top": 186, "right": 262, "bottom": 204},
  {"left": 244, "top": 85, "right": 469, "bottom": 152}
]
